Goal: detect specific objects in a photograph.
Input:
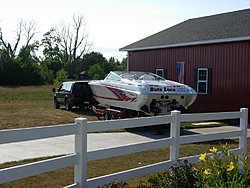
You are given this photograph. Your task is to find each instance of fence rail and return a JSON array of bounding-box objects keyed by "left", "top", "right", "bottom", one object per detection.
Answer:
[{"left": 0, "top": 108, "right": 248, "bottom": 188}]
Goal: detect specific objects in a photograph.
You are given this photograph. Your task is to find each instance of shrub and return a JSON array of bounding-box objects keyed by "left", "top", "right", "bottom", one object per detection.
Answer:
[
  {"left": 99, "top": 144, "right": 250, "bottom": 188},
  {"left": 88, "top": 64, "right": 106, "bottom": 79},
  {"left": 137, "top": 160, "right": 196, "bottom": 188},
  {"left": 56, "top": 69, "right": 68, "bottom": 82},
  {"left": 194, "top": 143, "right": 250, "bottom": 187}
]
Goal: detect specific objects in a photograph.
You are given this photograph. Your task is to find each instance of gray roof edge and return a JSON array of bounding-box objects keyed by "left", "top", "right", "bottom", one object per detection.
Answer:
[{"left": 119, "top": 36, "right": 250, "bottom": 52}]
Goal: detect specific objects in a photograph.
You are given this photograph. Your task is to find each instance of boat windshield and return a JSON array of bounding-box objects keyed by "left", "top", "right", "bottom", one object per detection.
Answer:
[
  {"left": 105, "top": 72, "right": 121, "bottom": 81},
  {"left": 109, "top": 71, "right": 166, "bottom": 81}
]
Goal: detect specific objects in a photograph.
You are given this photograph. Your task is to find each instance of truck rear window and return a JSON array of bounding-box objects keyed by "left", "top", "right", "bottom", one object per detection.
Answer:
[{"left": 73, "top": 83, "right": 92, "bottom": 93}]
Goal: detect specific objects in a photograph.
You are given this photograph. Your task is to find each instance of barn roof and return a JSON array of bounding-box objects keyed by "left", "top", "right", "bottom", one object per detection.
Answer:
[{"left": 120, "top": 8, "right": 250, "bottom": 51}]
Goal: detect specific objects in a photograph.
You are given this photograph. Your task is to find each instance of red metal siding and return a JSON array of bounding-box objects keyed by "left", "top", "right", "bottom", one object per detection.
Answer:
[{"left": 128, "top": 41, "right": 250, "bottom": 117}]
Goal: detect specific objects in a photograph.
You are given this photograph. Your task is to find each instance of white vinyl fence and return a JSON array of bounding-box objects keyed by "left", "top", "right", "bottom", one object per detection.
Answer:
[{"left": 0, "top": 108, "right": 248, "bottom": 188}]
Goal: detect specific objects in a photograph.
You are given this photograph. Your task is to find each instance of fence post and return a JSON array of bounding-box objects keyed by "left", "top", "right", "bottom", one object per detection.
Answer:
[
  {"left": 74, "top": 118, "right": 88, "bottom": 187},
  {"left": 170, "top": 110, "right": 181, "bottom": 166},
  {"left": 239, "top": 108, "right": 248, "bottom": 171}
]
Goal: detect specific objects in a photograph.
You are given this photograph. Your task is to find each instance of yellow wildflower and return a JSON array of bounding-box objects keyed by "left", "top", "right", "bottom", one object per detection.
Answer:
[
  {"left": 222, "top": 143, "right": 228, "bottom": 148},
  {"left": 199, "top": 153, "right": 207, "bottom": 161},
  {"left": 204, "top": 169, "right": 210, "bottom": 175},
  {"left": 227, "top": 162, "right": 235, "bottom": 171},
  {"left": 209, "top": 147, "right": 218, "bottom": 153}
]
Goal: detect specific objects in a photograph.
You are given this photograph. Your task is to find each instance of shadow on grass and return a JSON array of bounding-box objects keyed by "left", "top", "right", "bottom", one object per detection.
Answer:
[
  {"left": 192, "top": 138, "right": 239, "bottom": 146},
  {"left": 58, "top": 107, "right": 104, "bottom": 121}
]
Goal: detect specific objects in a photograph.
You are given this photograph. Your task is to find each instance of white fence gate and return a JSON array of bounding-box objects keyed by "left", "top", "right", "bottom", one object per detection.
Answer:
[{"left": 0, "top": 108, "right": 248, "bottom": 187}]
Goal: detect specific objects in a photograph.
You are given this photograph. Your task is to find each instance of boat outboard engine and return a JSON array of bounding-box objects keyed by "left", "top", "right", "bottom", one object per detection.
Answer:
[
  {"left": 150, "top": 99, "right": 161, "bottom": 116},
  {"left": 170, "top": 99, "right": 182, "bottom": 111}
]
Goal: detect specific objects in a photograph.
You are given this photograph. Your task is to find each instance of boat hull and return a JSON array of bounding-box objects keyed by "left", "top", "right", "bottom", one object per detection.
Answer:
[
  {"left": 89, "top": 81, "right": 148, "bottom": 111},
  {"left": 88, "top": 80, "right": 197, "bottom": 115}
]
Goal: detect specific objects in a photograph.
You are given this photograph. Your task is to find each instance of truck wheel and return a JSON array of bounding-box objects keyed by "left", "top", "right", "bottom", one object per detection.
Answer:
[
  {"left": 54, "top": 98, "right": 60, "bottom": 109},
  {"left": 104, "top": 110, "right": 110, "bottom": 120},
  {"left": 110, "top": 112, "right": 115, "bottom": 120},
  {"left": 65, "top": 100, "right": 72, "bottom": 111}
]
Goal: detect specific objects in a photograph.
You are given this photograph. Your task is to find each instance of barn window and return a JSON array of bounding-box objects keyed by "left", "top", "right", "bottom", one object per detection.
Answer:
[
  {"left": 155, "top": 69, "right": 167, "bottom": 78},
  {"left": 194, "top": 68, "right": 212, "bottom": 94}
]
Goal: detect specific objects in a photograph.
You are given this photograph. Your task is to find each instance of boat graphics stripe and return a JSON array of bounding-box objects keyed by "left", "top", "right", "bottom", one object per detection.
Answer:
[
  {"left": 93, "top": 86, "right": 137, "bottom": 102},
  {"left": 107, "top": 87, "right": 137, "bottom": 102}
]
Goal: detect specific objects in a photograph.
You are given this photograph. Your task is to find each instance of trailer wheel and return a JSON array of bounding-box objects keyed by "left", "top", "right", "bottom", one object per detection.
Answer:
[
  {"left": 110, "top": 112, "right": 115, "bottom": 120},
  {"left": 179, "top": 105, "right": 187, "bottom": 113},
  {"left": 104, "top": 111, "right": 110, "bottom": 120},
  {"left": 116, "top": 113, "right": 121, "bottom": 119}
]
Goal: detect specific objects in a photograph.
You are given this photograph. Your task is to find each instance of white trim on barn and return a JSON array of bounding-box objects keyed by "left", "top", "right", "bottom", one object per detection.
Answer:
[{"left": 120, "top": 36, "right": 250, "bottom": 52}]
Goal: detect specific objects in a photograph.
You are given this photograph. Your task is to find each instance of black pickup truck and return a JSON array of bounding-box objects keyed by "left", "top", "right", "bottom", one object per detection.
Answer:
[{"left": 52, "top": 81, "right": 94, "bottom": 111}]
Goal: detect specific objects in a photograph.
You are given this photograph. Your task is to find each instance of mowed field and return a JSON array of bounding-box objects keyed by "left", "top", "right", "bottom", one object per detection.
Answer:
[
  {"left": 0, "top": 84, "right": 102, "bottom": 130},
  {"left": 0, "top": 84, "right": 249, "bottom": 187}
]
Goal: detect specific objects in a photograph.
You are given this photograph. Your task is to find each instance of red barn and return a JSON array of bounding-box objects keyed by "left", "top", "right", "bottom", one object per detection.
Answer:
[{"left": 120, "top": 9, "right": 250, "bottom": 118}]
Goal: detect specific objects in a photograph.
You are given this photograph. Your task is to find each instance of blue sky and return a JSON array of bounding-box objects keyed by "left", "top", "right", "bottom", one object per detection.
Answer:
[{"left": 1, "top": 0, "right": 250, "bottom": 61}]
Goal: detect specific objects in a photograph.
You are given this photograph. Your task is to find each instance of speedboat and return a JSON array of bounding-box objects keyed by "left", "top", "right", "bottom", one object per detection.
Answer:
[{"left": 88, "top": 71, "right": 197, "bottom": 116}]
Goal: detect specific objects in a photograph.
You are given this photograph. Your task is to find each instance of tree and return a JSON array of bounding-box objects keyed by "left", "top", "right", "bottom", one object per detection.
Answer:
[
  {"left": 0, "top": 19, "right": 39, "bottom": 57},
  {"left": 118, "top": 57, "right": 127, "bottom": 71},
  {"left": 39, "top": 65, "right": 54, "bottom": 85},
  {"left": 17, "top": 41, "right": 40, "bottom": 64},
  {"left": 0, "top": 49, "right": 22, "bottom": 85},
  {"left": 0, "top": 16, "right": 127, "bottom": 85},
  {"left": 102, "top": 61, "right": 114, "bottom": 73},
  {"left": 56, "top": 69, "right": 68, "bottom": 82},
  {"left": 41, "top": 29, "right": 64, "bottom": 76},
  {"left": 105, "top": 57, "right": 127, "bottom": 71},
  {"left": 16, "top": 42, "right": 43, "bottom": 85},
  {"left": 0, "top": 39, "right": 44, "bottom": 85},
  {"left": 88, "top": 64, "right": 106, "bottom": 80},
  {"left": 77, "top": 51, "right": 107, "bottom": 73},
  {"left": 108, "top": 57, "right": 115, "bottom": 63},
  {"left": 0, "top": 19, "right": 44, "bottom": 85},
  {"left": 53, "top": 13, "right": 92, "bottom": 78}
]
